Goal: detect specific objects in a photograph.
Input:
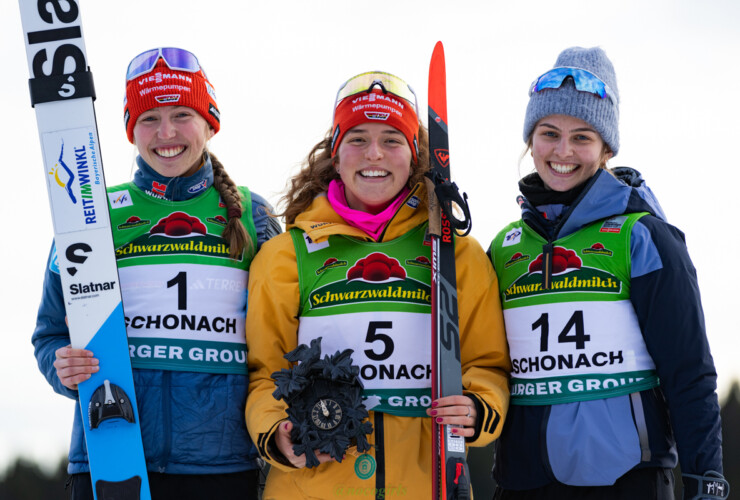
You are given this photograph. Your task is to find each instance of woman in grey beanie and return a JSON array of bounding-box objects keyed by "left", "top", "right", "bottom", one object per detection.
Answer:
[{"left": 487, "top": 47, "right": 728, "bottom": 499}]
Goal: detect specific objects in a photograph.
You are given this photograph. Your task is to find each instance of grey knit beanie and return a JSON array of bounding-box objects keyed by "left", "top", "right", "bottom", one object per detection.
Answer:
[{"left": 523, "top": 46, "right": 620, "bottom": 155}]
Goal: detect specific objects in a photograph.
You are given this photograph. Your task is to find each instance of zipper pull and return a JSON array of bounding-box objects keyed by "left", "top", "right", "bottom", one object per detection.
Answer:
[{"left": 542, "top": 243, "right": 553, "bottom": 290}]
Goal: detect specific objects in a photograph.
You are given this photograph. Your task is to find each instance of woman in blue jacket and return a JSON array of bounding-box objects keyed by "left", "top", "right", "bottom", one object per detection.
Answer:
[
  {"left": 489, "top": 46, "right": 728, "bottom": 499},
  {"left": 32, "top": 47, "right": 280, "bottom": 500}
]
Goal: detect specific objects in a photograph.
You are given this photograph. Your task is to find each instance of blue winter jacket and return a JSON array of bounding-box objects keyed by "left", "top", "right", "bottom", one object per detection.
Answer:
[
  {"left": 491, "top": 167, "right": 724, "bottom": 489},
  {"left": 32, "top": 155, "right": 282, "bottom": 474}
]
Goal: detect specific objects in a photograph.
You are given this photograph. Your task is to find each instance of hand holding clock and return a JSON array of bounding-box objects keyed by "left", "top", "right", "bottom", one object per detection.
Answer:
[{"left": 275, "top": 420, "right": 337, "bottom": 469}]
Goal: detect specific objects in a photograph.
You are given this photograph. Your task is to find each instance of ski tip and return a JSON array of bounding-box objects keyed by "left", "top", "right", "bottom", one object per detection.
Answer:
[
  {"left": 430, "top": 41, "right": 446, "bottom": 75},
  {"left": 432, "top": 41, "right": 445, "bottom": 59},
  {"left": 428, "top": 41, "right": 448, "bottom": 125}
]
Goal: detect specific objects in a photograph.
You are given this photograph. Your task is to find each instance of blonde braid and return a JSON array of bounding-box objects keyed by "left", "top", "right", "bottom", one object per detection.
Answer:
[{"left": 210, "top": 153, "right": 253, "bottom": 259}]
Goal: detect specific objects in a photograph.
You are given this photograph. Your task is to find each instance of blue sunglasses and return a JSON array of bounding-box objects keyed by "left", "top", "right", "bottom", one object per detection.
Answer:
[
  {"left": 126, "top": 47, "right": 206, "bottom": 82},
  {"left": 529, "top": 66, "right": 617, "bottom": 104}
]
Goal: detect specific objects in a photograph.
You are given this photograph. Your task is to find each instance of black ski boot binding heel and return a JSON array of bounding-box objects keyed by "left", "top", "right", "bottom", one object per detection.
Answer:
[{"left": 88, "top": 379, "right": 136, "bottom": 429}]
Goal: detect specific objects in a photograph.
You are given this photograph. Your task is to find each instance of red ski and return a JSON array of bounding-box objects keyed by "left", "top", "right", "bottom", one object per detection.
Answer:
[{"left": 426, "top": 41, "right": 472, "bottom": 500}]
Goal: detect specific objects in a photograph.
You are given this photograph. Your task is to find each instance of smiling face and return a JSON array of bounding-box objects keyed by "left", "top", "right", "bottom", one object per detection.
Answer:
[
  {"left": 133, "top": 106, "right": 214, "bottom": 178},
  {"left": 336, "top": 122, "right": 413, "bottom": 214},
  {"left": 531, "top": 114, "right": 612, "bottom": 192}
]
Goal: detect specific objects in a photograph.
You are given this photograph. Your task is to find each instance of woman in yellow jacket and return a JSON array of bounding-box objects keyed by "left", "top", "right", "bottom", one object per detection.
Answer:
[{"left": 245, "top": 71, "right": 510, "bottom": 499}]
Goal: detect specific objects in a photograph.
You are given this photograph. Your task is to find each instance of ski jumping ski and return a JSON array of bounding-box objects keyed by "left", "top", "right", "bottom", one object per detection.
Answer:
[
  {"left": 426, "top": 41, "right": 473, "bottom": 500},
  {"left": 18, "top": 1, "right": 151, "bottom": 499}
]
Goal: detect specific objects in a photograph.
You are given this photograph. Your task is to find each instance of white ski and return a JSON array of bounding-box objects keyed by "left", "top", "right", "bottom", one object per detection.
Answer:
[{"left": 18, "top": 1, "right": 150, "bottom": 498}]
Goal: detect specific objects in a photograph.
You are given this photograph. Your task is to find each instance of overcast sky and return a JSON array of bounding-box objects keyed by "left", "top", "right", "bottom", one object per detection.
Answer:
[{"left": 2, "top": 0, "right": 739, "bottom": 472}]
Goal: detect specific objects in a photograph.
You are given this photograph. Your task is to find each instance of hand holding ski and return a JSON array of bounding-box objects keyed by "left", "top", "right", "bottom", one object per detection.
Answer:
[{"left": 54, "top": 345, "right": 100, "bottom": 390}]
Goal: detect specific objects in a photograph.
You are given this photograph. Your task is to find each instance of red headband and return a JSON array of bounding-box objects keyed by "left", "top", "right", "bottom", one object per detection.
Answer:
[
  {"left": 331, "top": 88, "right": 419, "bottom": 163},
  {"left": 124, "top": 59, "right": 220, "bottom": 143}
]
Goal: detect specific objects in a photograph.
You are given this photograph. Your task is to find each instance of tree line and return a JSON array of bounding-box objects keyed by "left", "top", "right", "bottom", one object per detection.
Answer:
[{"left": 2, "top": 380, "right": 739, "bottom": 499}]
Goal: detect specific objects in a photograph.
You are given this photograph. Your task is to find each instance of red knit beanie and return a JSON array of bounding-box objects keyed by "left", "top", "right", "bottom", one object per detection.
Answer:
[
  {"left": 331, "top": 88, "right": 419, "bottom": 163},
  {"left": 124, "top": 58, "right": 220, "bottom": 143}
]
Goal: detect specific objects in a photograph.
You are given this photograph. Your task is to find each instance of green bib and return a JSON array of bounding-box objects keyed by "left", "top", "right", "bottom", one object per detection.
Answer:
[
  {"left": 107, "top": 183, "right": 257, "bottom": 375},
  {"left": 292, "top": 224, "right": 433, "bottom": 417},
  {"left": 491, "top": 213, "right": 659, "bottom": 405}
]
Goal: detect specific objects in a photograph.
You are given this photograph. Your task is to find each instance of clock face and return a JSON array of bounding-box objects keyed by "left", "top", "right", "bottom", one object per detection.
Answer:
[{"left": 310, "top": 398, "right": 343, "bottom": 430}]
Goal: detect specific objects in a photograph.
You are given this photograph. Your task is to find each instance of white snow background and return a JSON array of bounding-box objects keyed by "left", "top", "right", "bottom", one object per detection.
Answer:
[{"left": 1, "top": 0, "right": 738, "bottom": 472}]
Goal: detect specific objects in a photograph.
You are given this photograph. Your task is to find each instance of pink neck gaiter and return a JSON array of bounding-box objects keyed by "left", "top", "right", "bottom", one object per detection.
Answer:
[{"left": 327, "top": 180, "right": 410, "bottom": 241}]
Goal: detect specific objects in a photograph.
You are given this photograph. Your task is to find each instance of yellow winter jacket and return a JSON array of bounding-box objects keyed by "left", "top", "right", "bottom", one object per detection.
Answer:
[{"left": 245, "top": 182, "right": 510, "bottom": 499}]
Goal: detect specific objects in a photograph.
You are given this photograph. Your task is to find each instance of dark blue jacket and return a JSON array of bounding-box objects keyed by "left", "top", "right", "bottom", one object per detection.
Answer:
[
  {"left": 32, "top": 155, "right": 282, "bottom": 474},
  {"left": 491, "top": 167, "right": 723, "bottom": 489}
]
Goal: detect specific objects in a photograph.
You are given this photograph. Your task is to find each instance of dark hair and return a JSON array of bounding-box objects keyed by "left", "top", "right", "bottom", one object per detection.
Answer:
[{"left": 279, "top": 124, "right": 430, "bottom": 224}]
